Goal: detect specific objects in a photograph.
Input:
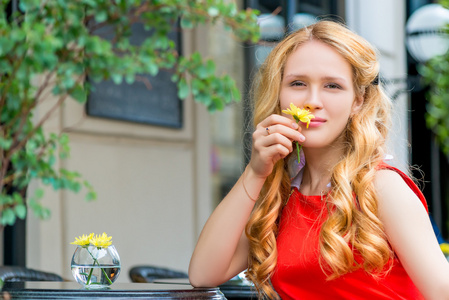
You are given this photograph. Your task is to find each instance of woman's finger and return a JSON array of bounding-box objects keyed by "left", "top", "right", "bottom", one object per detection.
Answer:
[
  {"left": 259, "top": 114, "right": 299, "bottom": 130},
  {"left": 249, "top": 114, "right": 307, "bottom": 177},
  {"left": 263, "top": 123, "right": 304, "bottom": 143}
]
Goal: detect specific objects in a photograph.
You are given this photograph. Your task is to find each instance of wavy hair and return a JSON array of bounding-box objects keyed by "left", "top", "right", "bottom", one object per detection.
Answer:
[{"left": 244, "top": 20, "right": 393, "bottom": 299}]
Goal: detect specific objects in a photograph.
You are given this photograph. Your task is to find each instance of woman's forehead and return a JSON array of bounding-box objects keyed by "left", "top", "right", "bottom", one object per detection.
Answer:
[{"left": 283, "top": 40, "right": 353, "bottom": 81}]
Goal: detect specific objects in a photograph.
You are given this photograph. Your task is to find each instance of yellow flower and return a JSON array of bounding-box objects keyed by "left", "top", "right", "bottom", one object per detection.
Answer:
[
  {"left": 282, "top": 103, "right": 315, "bottom": 128},
  {"left": 71, "top": 233, "right": 94, "bottom": 247},
  {"left": 282, "top": 103, "right": 315, "bottom": 164},
  {"left": 90, "top": 232, "right": 113, "bottom": 248}
]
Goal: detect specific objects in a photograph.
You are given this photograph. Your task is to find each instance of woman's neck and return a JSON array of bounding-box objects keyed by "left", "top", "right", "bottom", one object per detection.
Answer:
[{"left": 300, "top": 145, "right": 344, "bottom": 196}]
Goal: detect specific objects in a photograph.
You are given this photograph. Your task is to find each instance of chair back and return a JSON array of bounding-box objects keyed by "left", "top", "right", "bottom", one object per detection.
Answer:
[
  {"left": 129, "top": 265, "right": 188, "bottom": 283},
  {"left": 0, "top": 266, "right": 63, "bottom": 282}
]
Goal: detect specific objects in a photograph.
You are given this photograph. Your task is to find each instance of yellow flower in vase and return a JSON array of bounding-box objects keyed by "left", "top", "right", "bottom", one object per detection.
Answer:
[
  {"left": 71, "top": 232, "right": 119, "bottom": 287},
  {"left": 282, "top": 103, "right": 315, "bottom": 164},
  {"left": 71, "top": 233, "right": 94, "bottom": 247},
  {"left": 91, "top": 232, "right": 113, "bottom": 249}
]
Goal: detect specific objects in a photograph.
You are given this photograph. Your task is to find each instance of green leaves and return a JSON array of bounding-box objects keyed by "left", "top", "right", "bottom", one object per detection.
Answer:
[
  {"left": 175, "top": 52, "right": 242, "bottom": 110},
  {"left": 69, "top": 84, "right": 88, "bottom": 103},
  {"left": 420, "top": 49, "right": 449, "bottom": 156},
  {"left": 0, "top": 36, "right": 14, "bottom": 56},
  {"left": 0, "top": 0, "right": 259, "bottom": 226},
  {"left": 14, "top": 203, "right": 27, "bottom": 219},
  {"left": 418, "top": 1, "right": 449, "bottom": 156},
  {"left": 177, "top": 77, "right": 189, "bottom": 100},
  {"left": 0, "top": 192, "right": 27, "bottom": 226},
  {"left": 1, "top": 208, "right": 16, "bottom": 226},
  {"left": 18, "top": 0, "right": 40, "bottom": 12},
  {"left": 28, "top": 188, "right": 51, "bottom": 220}
]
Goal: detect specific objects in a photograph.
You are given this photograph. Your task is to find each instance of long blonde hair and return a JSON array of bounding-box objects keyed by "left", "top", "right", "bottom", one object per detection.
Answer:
[{"left": 245, "top": 20, "right": 392, "bottom": 299}]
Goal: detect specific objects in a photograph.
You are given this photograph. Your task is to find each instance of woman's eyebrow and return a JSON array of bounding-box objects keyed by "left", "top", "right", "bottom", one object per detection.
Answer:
[
  {"left": 321, "top": 76, "right": 348, "bottom": 83},
  {"left": 283, "top": 73, "right": 306, "bottom": 80},
  {"left": 284, "top": 73, "right": 348, "bottom": 83}
]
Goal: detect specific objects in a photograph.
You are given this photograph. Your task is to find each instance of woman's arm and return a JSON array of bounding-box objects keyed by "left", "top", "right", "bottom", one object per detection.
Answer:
[
  {"left": 376, "top": 169, "right": 449, "bottom": 300},
  {"left": 188, "top": 115, "right": 303, "bottom": 287},
  {"left": 188, "top": 166, "right": 264, "bottom": 287}
]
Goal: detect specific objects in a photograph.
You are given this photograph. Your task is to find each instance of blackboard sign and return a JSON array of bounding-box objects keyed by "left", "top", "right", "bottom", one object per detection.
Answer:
[{"left": 86, "top": 23, "right": 183, "bottom": 128}]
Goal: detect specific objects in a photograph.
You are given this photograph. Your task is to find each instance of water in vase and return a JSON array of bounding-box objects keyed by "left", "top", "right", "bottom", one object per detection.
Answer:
[{"left": 71, "top": 265, "right": 121, "bottom": 288}]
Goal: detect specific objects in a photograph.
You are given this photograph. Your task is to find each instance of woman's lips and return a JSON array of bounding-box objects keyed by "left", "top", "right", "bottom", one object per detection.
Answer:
[{"left": 304, "top": 117, "right": 326, "bottom": 128}]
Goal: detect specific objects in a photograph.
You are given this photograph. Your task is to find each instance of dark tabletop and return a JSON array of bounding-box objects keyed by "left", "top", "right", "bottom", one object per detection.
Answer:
[
  {"left": 1, "top": 281, "right": 225, "bottom": 299},
  {"left": 153, "top": 278, "right": 257, "bottom": 299}
]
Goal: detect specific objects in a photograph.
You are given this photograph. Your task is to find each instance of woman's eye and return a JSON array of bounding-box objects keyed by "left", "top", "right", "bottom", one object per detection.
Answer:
[
  {"left": 325, "top": 83, "right": 342, "bottom": 89},
  {"left": 290, "top": 81, "right": 305, "bottom": 87}
]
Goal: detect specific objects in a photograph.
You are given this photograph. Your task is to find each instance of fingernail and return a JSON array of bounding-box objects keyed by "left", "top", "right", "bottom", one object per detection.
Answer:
[
  {"left": 292, "top": 123, "right": 299, "bottom": 129},
  {"left": 299, "top": 134, "right": 305, "bottom": 142}
]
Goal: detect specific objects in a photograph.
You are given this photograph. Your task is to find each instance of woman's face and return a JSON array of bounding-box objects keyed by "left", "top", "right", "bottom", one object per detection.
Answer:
[{"left": 279, "top": 39, "right": 363, "bottom": 149}]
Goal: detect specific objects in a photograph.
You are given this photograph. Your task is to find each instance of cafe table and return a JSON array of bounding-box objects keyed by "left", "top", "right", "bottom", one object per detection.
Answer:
[
  {"left": 0, "top": 281, "right": 225, "bottom": 299},
  {"left": 153, "top": 278, "right": 257, "bottom": 300}
]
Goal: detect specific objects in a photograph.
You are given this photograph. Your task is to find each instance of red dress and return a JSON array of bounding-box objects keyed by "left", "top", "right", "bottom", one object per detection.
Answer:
[{"left": 271, "top": 163, "right": 428, "bottom": 299}]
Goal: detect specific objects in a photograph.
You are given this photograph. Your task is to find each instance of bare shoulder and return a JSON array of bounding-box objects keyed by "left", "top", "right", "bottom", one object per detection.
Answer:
[
  {"left": 374, "top": 168, "right": 405, "bottom": 193},
  {"left": 373, "top": 168, "right": 423, "bottom": 212}
]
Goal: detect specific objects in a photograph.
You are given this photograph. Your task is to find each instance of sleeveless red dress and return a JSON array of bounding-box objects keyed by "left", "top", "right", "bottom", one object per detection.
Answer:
[{"left": 271, "top": 163, "right": 428, "bottom": 299}]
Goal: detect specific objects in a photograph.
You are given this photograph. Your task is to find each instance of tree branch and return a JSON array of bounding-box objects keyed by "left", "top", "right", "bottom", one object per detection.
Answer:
[{"left": 5, "top": 72, "right": 86, "bottom": 170}]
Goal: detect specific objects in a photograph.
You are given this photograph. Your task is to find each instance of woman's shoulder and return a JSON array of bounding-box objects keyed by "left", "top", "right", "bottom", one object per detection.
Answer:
[{"left": 374, "top": 162, "right": 428, "bottom": 213}]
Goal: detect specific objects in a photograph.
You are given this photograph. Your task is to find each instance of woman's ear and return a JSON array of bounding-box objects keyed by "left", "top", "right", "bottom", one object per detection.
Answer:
[{"left": 351, "top": 95, "right": 364, "bottom": 115}]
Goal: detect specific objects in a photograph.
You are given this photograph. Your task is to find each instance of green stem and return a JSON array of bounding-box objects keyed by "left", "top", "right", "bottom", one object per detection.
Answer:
[
  {"left": 101, "top": 266, "right": 113, "bottom": 285},
  {"left": 86, "top": 266, "right": 94, "bottom": 285},
  {"left": 296, "top": 142, "right": 302, "bottom": 164},
  {"left": 85, "top": 247, "right": 113, "bottom": 285},
  {"left": 85, "top": 248, "right": 95, "bottom": 285}
]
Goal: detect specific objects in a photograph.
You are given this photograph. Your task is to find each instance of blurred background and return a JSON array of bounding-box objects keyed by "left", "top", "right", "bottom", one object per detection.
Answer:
[{"left": 2, "top": 0, "right": 449, "bottom": 283}]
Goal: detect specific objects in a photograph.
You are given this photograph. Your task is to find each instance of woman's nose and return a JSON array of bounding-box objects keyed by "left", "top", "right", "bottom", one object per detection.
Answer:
[{"left": 303, "top": 90, "right": 323, "bottom": 110}]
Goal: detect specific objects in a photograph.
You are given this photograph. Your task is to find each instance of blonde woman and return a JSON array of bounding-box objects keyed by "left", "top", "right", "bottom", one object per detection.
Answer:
[{"left": 189, "top": 20, "right": 449, "bottom": 299}]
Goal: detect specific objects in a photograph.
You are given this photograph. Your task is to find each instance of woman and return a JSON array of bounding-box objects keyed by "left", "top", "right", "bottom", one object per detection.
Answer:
[{"left": 189, "top": 20, "right": 449, "bottom": 299}]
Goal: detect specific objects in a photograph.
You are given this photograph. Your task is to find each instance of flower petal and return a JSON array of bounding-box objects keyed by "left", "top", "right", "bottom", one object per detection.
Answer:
[{"left": 282, "top": 103, "right": 315, "bottom": 127}]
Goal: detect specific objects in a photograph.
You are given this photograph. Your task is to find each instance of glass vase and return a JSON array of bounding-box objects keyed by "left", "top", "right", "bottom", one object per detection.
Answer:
[{"left": 71, "top": 245, "right": 121, "bottom": 289}]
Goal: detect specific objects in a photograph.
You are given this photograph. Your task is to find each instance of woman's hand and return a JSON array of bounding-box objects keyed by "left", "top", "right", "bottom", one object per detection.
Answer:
[{"left": 249, "top": 114, "right": 305, "bottom": 178}]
